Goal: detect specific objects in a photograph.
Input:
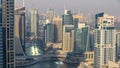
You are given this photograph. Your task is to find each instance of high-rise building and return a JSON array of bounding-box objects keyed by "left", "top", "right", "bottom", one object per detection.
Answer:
[
  {"left": 62, "top": 10, "right": 73, "bottom": 25},
  {"left": 45, "top": 23, "right": 54, "bottom": 43},
  {"left": 15, "top": 7, "right": 25, "bottom": 56},
  {"left": 75, "top": 23, "right": 90, "bottom": 54},
  {"left": 94, "top": 13, "right": 116, "bottom": 68},
  {"left": 73, "top": 14, "right": 84, "bottom": 28},
  {"left": 62, "top": 25, "right": 75, "bottom": 54},
  {"left": 53, "top": 17, "right": 63, "bottom": 42},
  {"left": 0, "top": 0, "right": 15, "bottom": 68},
  {"left": 30, "top": 9, "right": 39, "bottom": 37}
]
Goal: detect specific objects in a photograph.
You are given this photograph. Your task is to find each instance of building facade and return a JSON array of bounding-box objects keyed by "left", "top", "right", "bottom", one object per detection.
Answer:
[
  {"left": 14, "top": 8, "right": 25, "bottom": 56},
  {"left": 94, "top": 13, "right": 116, "bottom": 68},
  {"left": 62, "top": 25, "right": 75, "bottom": 54},
  {"left": 30, "top": 9, "right": 39, "bottom": 37},
  {"left": 0, "top": 0, "right": 15, "bottom": 68},
  {"left": 45, "top": 23, "right": 54, "bottom": 43},
  {"left": 73, "top": 14, "right": 84, "bottom": 28},
  {"left": 75, "top": 23, "right": 90, "bottom": 54},
  {"left": 62, "top": 10, "right": 73, "bottom": 25},
  {"left": 53, "top": 17, "right": 63, "bottom": 43}
]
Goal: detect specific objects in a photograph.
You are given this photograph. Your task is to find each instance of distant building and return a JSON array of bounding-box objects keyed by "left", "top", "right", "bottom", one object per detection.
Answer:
[
  {"left": 94, "top": 13, "right": 116, "bottom": 68},
  {"left": 84, "top": 51, "right": 94, "bottom": 64},
  {"left": 75, "top": 23, "right": 90, "bottom": 54},
  {"left": 62, "top": 25, "right": 75, "bottom": 54},
  {"left": 53, "top": 17, "right": 63, "bottom": 42},
  {"left": 62, "top": 10, "right": 73, "bottom": 25},
  {"left": 73, "top": 14, "right": 84, "bottom": 28},
  {"left": 46, "top": 8, "right": 55, "bottom": 22},
  {"left": 30, "top": 9, "right": 39, "bottom": 36},
  {"left": 45, "top": 23, "right": 54, "bottom": 43}
]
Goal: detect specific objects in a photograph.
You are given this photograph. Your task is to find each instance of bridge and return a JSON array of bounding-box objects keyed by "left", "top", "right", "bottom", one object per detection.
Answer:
[
  {"left": 42, "top": 54, "right": 66, "bottom": 58},
  {"left": 16, "top": 54, "right": 67, "bottom": 66}
]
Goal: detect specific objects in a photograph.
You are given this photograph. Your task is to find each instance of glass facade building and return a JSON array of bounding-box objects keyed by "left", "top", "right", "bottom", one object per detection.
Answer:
[
  {"left": 45, "top": 23, "right": 54, "bottom": 43},
  {"left": 0, "top": 0, "right": 15, "bottom": 68},
  {"left": 75, "top": 26, "right": 90, "bottom": 54},
  {"left": 62, "top": 10, "right": 73, "bottom": 25}
]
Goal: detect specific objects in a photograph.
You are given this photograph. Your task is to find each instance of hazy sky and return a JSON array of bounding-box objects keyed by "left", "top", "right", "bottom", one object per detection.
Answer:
[{"left": 16, "top": 0, "right": 120, "bottom": 16}]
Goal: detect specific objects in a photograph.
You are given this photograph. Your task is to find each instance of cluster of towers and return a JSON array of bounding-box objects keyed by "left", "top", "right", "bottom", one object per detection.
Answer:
[
  {"left": 28, "top": 9, "right": 120, "bottom": 67},
  {"left": 0, "top": 0, "right": 119, "bottom": 68},
  {"left": 28, "top": 9, "right": 90, "bottom": 56}
]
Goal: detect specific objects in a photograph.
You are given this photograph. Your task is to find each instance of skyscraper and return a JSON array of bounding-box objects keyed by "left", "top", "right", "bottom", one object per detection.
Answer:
[
  {"left": 0, "top": 0, "right": 15, "bottom": 68},
  {"left": 62, "top": 10, "right": 73, "bottom": 25},
  {"left": 75, "top": 23, "right": 90, "bottom": 54},
  {"left": 53, "top": 17, "right": 63, "bottom": 42},
  {"left": 30, "top": 9, "right": 39, "bottom": 37},
  {"left": 94, "top": 13, "right": 116, "bottom": 68},
  {"left": 73, "top": 14, "right": 84, "bottom": 28},
  {"left": 62, "top": 25, "right": 75, "bottom": 54},
  {"left": 45, "top": 23, "right": 54, "bottom": 43},
  {"left": 15, "top": 7, "right": 25, "bottom": 56},
  {"left": 62, "top": 10, "right": 74, "bottom": 54}
]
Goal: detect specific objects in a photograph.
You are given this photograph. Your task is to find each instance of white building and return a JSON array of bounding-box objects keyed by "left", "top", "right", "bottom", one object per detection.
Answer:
[
  {"left": 30, "top": 9, "right": 39, "bottom": 36},
  {"left": 62, "top": 25, "right": 75, "bottom": 54},
  {"left": 94, "top": 13, "right": 116, "bottom": 68}
]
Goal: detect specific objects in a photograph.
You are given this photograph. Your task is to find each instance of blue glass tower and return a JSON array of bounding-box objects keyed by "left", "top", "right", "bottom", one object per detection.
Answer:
[
  {"left": 45, "top": 23, "right": 54, "bottom": 43},
  {"left": 62, "top": 10, "right": 73, "bottom": 25},
  {"left": 75, "top": 26, "right": 90, "bottom": 54},
  {"left": 0, "top": 0, "right": 15, "bottom": 68}
]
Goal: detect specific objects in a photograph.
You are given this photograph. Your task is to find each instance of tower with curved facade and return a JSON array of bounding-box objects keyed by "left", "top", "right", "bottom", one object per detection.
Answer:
[{"left": 15, "top": 7, "right": 25, "bottom": 56}]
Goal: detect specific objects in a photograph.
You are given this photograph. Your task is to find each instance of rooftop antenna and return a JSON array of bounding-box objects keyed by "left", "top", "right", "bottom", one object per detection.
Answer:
[{"left": 63, "top": 1, "right": 67, "bottom": 13}]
